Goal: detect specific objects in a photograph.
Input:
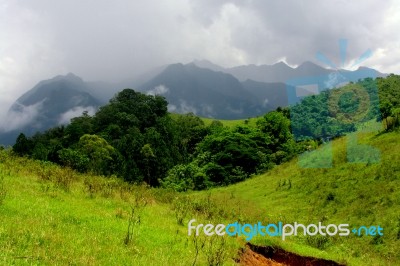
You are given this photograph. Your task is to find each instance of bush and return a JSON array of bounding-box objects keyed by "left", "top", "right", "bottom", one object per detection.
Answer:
[
  {"left": 160, "top": 162, "right": 210, "bottom": 191},
  {"left": 58, "top": 148, "right": 89, "bottom": 173},
  {"left": 172, "top": 196, "right": 193, "bottom": 225}
]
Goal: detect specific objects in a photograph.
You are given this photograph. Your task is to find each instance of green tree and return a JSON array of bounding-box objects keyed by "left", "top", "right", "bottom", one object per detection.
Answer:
[
  {"left": 78, "top": 134, "right": 115, "bottom": 175},
  {"left": 380, "top": 101, "right": 393, "bottom": 130},
  {"left": 94, "top": 89, "right": 168, "bottom": 133},
  {"left": 65, "top": 111, "right": 94, "bottom": 144},
  {"left": 175, "top": 113, "right": 208, "bottom": 157},
  {"left": 140, "top": 144, "right": 156, "bottom": 185},
  {"left": 257, "top": 111, "right": 292, "bottom": 150},
  {"left": 160, "top": 162, "right": 209, "bottom": 191},
  {"left": 196, "top": 127, "right": 265, "bottom": 185},
  {"left": 58, "top": 148, "right": 89, "bottom": 172},
  {"left": 13, "top": 133, "right": 31, "bottom": 156}
]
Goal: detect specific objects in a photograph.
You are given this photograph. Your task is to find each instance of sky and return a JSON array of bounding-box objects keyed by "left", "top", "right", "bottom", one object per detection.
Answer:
[{"left": 0, "top": 0, "right": 399, "bottom": 117}]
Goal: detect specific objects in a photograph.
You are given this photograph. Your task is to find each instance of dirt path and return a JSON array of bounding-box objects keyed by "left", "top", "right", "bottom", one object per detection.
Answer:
[
  {"left": 238, "top": 243, "right": 346, "bottom": 266},
  {"left": 238, "top": 246, "right": 285, "bottom": 266}
]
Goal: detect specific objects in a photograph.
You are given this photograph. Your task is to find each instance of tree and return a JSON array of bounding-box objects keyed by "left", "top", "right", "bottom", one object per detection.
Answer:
[
  {"left": 140, "top": 144, "right": 156, "bottom": 185},
  {"left": 78, "top": 134, "right": 115, "bottom": 174},
  {"left": 58, "top": 148, "right": 89, "bottom": 172},
  {"left": 257, "top": 111, "right": 292, "bottom": 150},
  {"left": 196, "top": 127, "right": 265, "bottom": 185},
  {"left": 175, "top": 113, "right": 208, "bottom": 156},
  {"left": 65, "top": 111, "right": 94, "bottom": 144},
  {"left": 13, "top": 133, "right": 31, "bottom": 156},
  {"left": 380, "top": 101, "right": 393, "bottom": 130},
  {"left": 392, "top": 107, "right": 400, "bottom": 128},
  {"left": 94, "top": 89, "right": 168, "bottom": 133}
]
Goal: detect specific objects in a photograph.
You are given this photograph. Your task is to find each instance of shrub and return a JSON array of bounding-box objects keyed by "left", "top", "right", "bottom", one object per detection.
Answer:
[
  {"left": 172, "top": 196, "right": 193, "bottom": 225},
  {"left": 58, "top": 148, "right": 89, "bottom": 173}
]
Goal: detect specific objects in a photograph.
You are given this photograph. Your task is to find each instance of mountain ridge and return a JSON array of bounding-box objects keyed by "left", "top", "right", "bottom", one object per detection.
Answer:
[{"left": 0, "top": 60, "right": 387, "bottom": 145}]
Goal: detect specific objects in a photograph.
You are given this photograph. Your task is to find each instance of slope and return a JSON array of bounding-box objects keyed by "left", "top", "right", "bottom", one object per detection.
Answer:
[
  {"left": 0, "top": 150, "right": 240, "bottom": 265},
  {"left": 201, "top": 129, "right": 400, "bottom": 265}
]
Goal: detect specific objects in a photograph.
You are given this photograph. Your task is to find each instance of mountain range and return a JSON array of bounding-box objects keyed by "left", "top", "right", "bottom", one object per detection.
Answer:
[{"left": 0, "top": 60, "right": 386, "bottom": 145}]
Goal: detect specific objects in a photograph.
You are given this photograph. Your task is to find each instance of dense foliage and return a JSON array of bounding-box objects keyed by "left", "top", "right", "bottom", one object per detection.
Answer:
[
  {"left": 290, "top": 74, "right": 400, "bottom": 140},
  {"left": 12, "top": 74, "right": 400, "bottom": 190}
]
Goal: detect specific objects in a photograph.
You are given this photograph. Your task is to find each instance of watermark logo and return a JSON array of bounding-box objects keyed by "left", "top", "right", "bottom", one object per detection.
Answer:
[
  {"left": 286, "top": 39, "right": 381, "bottom": 168},
  {"left": 188, "top": 219, "right": 383, "bottom": 241}
]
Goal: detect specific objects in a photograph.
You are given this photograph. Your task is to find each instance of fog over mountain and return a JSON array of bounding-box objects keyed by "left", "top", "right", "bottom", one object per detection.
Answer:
[
  {"left": 1, "top": 1, "right": 399, "bottom": 120},
  {"left": 0, "top": 73, "right": 100, "bottom": 145},
  {"left": 1, "top": 0, "right": 399, "bottom": 145},
  {"left": 0, "top": 58, "right": 387, "bottom": 145}
]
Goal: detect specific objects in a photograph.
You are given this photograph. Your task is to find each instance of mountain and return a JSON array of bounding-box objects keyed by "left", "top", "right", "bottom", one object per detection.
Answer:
[
  {"left": 227, "top": 61, "right": 296, "bottom": 83},
  {"left": 0, "top": 73, "right": 101, "bottom": 145},
  {"left": 192, "top": 60, "right": 386, "bottom": 84},
  {"left": 241, "top": 79, "right": 290, "bottom": 110},
  {"left": 138, "top": 63, "right": 269, "bottom": 119},
  {"left": 1, "top": 60, "right": 387, "bottom": 146},
  {"left": 191, "top": 59, "right": 226, "bottom": 72}
]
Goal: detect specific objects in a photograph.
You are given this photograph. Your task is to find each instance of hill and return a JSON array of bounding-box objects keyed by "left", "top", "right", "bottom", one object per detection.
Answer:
[
  {"left": 203, "top": 61, "right": 387, "bottom": 83},
  {"left": 0, "top": 149, "right": 239, "bottom": 265},
  {"left": 0, "top": 73, "right": 101, "bottom": 145},
  {"left": 194, "top": 128, "right": 400, "bottom": 265},
  {"left": 1, "top": 126, "right": 399, "bottom": 265},
  {"left": 138, "top": 63, "right": 265, "bottom": 119},
  {"left": 2, "top": 60, "right": 386, "bottom": 147}
]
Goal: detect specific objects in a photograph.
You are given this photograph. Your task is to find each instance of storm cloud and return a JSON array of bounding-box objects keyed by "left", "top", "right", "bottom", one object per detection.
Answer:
[{"left": 0, "top": 0, "right": 399, "bottom": 121}]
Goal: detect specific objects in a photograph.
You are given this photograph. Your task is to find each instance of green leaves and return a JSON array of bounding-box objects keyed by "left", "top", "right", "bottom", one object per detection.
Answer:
[
  {"left": 13, "top": 133, "right": 32, "bottom": 156},
  {"left": 78, "top": 134, "right": 115, "bottom": 175}
]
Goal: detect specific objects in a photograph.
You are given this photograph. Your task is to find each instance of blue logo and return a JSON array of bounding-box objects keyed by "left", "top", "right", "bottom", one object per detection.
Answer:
[{"left": 286, "top": 39, "right": 382, "bottom": 168}]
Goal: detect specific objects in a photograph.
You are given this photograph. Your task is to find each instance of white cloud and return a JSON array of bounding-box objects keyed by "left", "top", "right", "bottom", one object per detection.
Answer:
[
  {"left": 0, "top": 0, "right": 399, "bottom": 121},
  {"left": 0, "top": 100, "right": 45, "bottom": 133},
  {"left": 167, "top": 104, "right": 177, "bottom": 112},
  {"left": 58, "top": 106, "right": 97, "bottom": 125},
  {"left": 147, "top": 85, "right": 169, "bottom": 96},
  {"left": 179, "top": 100, "right": 197, "bottom": 114}
]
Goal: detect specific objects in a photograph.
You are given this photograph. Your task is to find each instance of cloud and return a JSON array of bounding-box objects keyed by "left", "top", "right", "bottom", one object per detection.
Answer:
[
  {"left": 200, "top": 104, "right": 214, "bottom": 117},
  {"left": 262, "top": 98, "right": 269, "bottom": 107},
  {"left": 167, "top": 104, "right": 177, "bottom": 112},
  {"left": 147, "top": 85, "right": 169, "bottom": 96},
  {"left": 0, "top": 0, "right": 399, "bottom": 120},
  {"left": 179, "top": 100, "right": 198, "bottom": 114},
  {"left": 0, "top": 100, "right": 45, "bottom": 133},
  {"left": 190, "top": 0, "right": 398, "bottom": 70},
  {"left": 58, "top": 106, "right": 97, "bottom": 125}
]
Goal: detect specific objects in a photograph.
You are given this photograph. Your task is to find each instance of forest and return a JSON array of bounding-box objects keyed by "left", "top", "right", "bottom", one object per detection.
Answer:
[{"left": 12, "top": 74, "right": 400, "bottom": 191}]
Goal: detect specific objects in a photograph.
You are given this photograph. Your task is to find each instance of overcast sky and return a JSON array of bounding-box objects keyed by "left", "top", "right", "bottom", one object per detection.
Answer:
[{"left": 1, "top": 0, "right": 399, "bottom": 116}]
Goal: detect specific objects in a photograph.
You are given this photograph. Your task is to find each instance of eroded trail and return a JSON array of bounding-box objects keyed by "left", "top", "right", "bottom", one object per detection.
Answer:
[{"left": 238, "top": 243, "right": 346, "bottom": 266}]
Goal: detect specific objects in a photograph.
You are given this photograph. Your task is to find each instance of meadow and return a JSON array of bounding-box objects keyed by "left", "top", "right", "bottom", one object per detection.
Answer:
[{"left": 1, "top": 125, "right": 399, "bottom": 265}]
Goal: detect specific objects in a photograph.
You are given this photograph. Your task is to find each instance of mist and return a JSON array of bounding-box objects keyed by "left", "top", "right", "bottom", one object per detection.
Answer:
[{"left": 0, "top": 0, "right": 399, "bottom": 124}]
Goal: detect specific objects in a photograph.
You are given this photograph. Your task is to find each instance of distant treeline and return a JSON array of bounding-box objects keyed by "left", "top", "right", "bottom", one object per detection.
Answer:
[{"left": 12, "top": 74, "right": 400, "bottom": 190}]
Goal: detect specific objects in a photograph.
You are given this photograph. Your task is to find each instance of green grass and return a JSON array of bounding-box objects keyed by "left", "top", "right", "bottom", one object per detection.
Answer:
[
  {"left": 0, "top": 154, "right": 239, "bottom": 265},
  {"left": 199, "top": 117, "right": 259, "bottom": 128},
  {"left": 197, "top": 129, "right": 400, "bottom": 265},
  {"left": 1, "top": 125, "right": 399, "bottom": 265},
  {"left": 169, "top": 112, "right": 260, "bottom": 128}
]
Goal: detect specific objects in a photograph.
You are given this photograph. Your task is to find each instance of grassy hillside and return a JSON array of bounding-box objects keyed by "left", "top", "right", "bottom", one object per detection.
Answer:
[
  {"left": 169, "top": 112, "right": 259, "bottom": 128},
  {"left": 1, "top": 127, "right": 399, "bottom": 265},
  {"left": 197, "top": 129, "right": 400, "bottom": 265},
  {"left": 199, "top": 117, "right": 259, "bottom": 128},
  {"left": 0, "top": 152, "right": 239, "bottom": 265}
]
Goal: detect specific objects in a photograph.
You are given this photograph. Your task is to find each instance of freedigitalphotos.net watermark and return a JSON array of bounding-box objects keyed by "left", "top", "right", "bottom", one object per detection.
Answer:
[{"left": 188, "top": 219, "right": 383, "bottom": 241}]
